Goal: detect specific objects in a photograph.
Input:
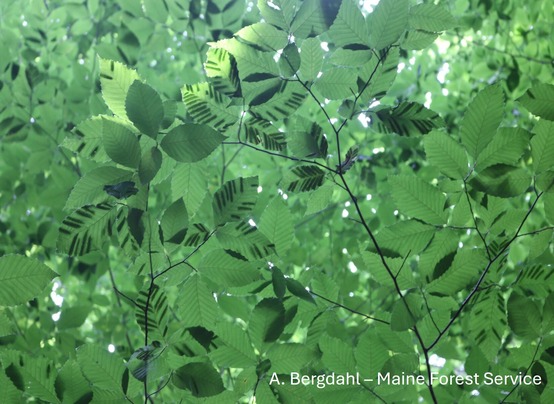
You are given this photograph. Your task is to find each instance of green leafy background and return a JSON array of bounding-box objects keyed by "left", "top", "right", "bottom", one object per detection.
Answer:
[{"left": 0, "top": 0, "right": 553, "bottom": 403}]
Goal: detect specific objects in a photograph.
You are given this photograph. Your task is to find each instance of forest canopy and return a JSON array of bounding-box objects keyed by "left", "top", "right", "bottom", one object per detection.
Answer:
[{"left": 0, "top": 0, "right": 553, "bottom": 403}]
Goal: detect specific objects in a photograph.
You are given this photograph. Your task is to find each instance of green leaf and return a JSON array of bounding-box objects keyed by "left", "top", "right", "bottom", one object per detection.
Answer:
[
  {"left": 319, "top": 334, "right": 356, "bottom": 373},
  {"left": 235, "top": 22, "right": 289, "bottom": 51},
  {"left": 390, "top": 293, "right": 424, "bottom": 331},
  {"left": 65, "top": 166, "right": 133, "bottom": 210},
  {"left": 102, "top": 117, "right": 141, "bottom": 168},
  {"left": 470, "top": 165, "right": 532, "bottom": 197},
  {"left": 267, "top": 343, "right": 316, "bottom": 373},
  {"left": 213, "top": 176, "right": 259, "bottom": 226},
  {"left": 99, "top": 58, "right": 140, "bottom": 120},
  {"left": 426, "top": 249, "right": 487, "bottom": 295},
  {"left": 171, "top": 162, "right": 207, "bottom": 218},
  {"left": 271, "top": 267, "right": 287, "bottom": 299},
  {"left": 249, "top": 81, "right": 306, "bottom": 121},
  {"left": 389, "top": 174, "right": 448, "bottom": 225},
  {"left": 259, "top": 198, "right": 294, "bottom": 256},
  {"left": 507, "top": 293, "right": 542, "bottom": 339},
  {"left": 375, "top": 220, "right": 435, "bottom": 257},
  {"left": 135, "top": 284, "right": 169, "bottom": 340},
  {"left": 518, "top": 82, "right": 554, "bottom": 120},
  {"left": 423, "top": 130, "right": 468, "bottom": 179},
  {"left": 531, "top": 120, "right": 554, "bottom": 174},
  {"left": 216, "top": 221, "right": 275, "bottom": 260},
  {"left": 286, "top": 278, "right": 316, "bottom": 304},
  {"left": 249, "top": 298, "right": 285, "bottom": 350},
  {"left": 173, "top": 362, "right": 224, "bottom": 397},
  {"left": 209, "top": 322, "right": 257, "bottom": 368},
  {"left": 181, "top": 82, "right": 239, "bottom": 132},
  {"left": 0, "top": 255, "right": 56, "bottom": 306},
  {"left": 476, "top": 127, "right": 529, "bottom": 171},
  {"left": 138, "top": 146, "right": 162, "bottom": 185},
  {"left": 64, "top": 116, "right": 110, "bottom": 162},
  {"left": 57, "top": 202, "right": 117, "bottom": 256},
  {"left": 76, "top": 344, "right": 125, "bottom": 393},
  {"left": 204, "top": 48, "right": 240, "bottom": 96},
  {"left": 368, "top": 0, "right": 409, "bottom": 50},
  {"left": 125, "top": 80, "right": 163, "bottom": 139},
  {"left": 418, "top": 229, "right": 459, "bottom": 278},
  {"left": 400, "top": 30, "right": 439, "bottom": 50},
  {"left": 515, "top": 265, "right": 554, "bottom": 295},
  {"left": 178, "top": 275, "right": 219, "bottom": 329},
  {"left": 291, "top": 0, "right": 330, "bottom": 39},
  {"left": 199, "top": 249, "right": 261, "bottom": 287},
  {"left": 371, "top": 102, "right": 444, "bottom": 136},
  {"left": 0, "top": 366, "right": 21, "bottom": 403},
  {"left": 408, "top": 3, "right": 457, "bottom": 32},
  {"left": 460, "top": 84, "right": 504, "bottom": 159},
  {"left": 244, "top": 118, "right": 287, "bottom": 151},
  {"left": 57, "top": 304, "right": 91, "bottom": 330},
  {"left": 283, "top": 165, "right": 326, "bottom": 192},
  {"left": 126, "top": 342, "right": 167, "bottom": 382},
  {"left": 161, "top": 198, "right": 188, "bottom": 243},
  {"left": 257, "top": 0, "right": 295, "bottom": 31},
  {"left": 327, "top": 0, "right": 369, "bottom": 47},
  {"left": 314, "top": 67, "right": 357, "bottom": 100},
  {"left": 305, "top": 182, "right": 334, "bottom": 215},
  {"left": 358, "top": 47, "right": 399, "bottom": 103},
  {"left": 469, "top": 289, "right": 506, "bottom": 362},
  {"left": 160, "top": 124, "right": 226, "bottom": 163},
  {"left": 279, "top": 43, "right": 301, "bottom": 76},
  {"left": 55, "top": 359, "right": 92, "bottom": 403},
  {"left": 17, "top": 356, "right": 60, "bottom": 403},
  {"left": 299, "top": 38, "right": 324, "bottom": 81}
]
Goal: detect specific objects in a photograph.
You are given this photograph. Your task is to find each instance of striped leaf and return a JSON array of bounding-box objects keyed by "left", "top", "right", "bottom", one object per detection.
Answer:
[
  {"left": 99, "top": 58, "right": 139, "bottom": 120},
  {"left": 204, "top": 48, "right": 240, "bottom": 96},
  {"left": 244, "top": 118, "right": 287, "bottom": 151},
  {"left": 249, "top": 81, "right": 306, "bottom": 122},
  {"left": 183, "top": 223, "right": 212, "bottom": 247},
  {"left": 469, "top": 289, "right": 507, "bottom": 361},
  {"left": 181, "top": 82, "right": 239, "bottom": 132},
  {"left": 63, "top": 116, "right": 110, "bottom": 163},
  {"left": 213, "top": 176, "right": 259, "bottom": 225},
  {"left": 135, "top": 284, "right": 169, "bottom": 340},
  {"left": 358, "top": 47, "right": 399, "bottom": 103},
  {"left": 371, "top": 102, "right": 444, "bottom": 136},
  {"left": 216, "top": 221, "right": 275, "bottom": 260},
  {"left": 283, "top": 165, "right": 326, "bottom": 192},
  {"left": 57, "top": 202, "right": 117, "bottom": 256}
]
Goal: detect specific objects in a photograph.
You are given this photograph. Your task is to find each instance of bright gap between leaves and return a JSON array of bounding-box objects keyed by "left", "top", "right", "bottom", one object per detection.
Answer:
[{"left": 108, "top": 344, "right": 116, "bottom": 353}]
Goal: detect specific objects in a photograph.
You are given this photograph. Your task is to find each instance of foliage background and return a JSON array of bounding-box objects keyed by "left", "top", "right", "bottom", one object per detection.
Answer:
[{"left": 0, "top": 0, "right": 553, "bottom": 403}]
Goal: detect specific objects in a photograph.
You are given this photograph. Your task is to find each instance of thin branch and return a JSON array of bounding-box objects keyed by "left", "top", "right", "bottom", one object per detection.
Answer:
[
  {"left": 500, "top": 338, "right": 542, "bottom": 403},
  {"left": 427, "top": 192, "right": 544, "bottom": 350},
  {"left": 310, "top": 290, "right": 390, "bottom": 325},
  {"left": 463, "top": 179, "right": 492, "bottom": 260}
]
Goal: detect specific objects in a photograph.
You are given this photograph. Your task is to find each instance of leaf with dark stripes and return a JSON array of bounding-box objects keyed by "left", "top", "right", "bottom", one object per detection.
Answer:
[
  {"left": 57, "top": 203, "right": 117, "bottom": 256},
  {"left": 371, "top": 102, "right": 444, "bottom": 136},
  {"left": 216, "top": 221, "right": 275, "bottom": 260},
  {"left": 135, "top": 284, "right": 169, "bottom": 341},
  {"left": 213, "top": 177, "right": 259, "bottom": 225},
  {"left": 469, "top": 289, "right": 506, "bottom": 361},
  {"left": 283, "top": 165, "right": 326, "bottom": 192}
]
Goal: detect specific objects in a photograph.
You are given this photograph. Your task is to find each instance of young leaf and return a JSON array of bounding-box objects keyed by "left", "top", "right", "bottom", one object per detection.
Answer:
[
  {"left": 368, "top": 0, "right": 409, "bottom": 50},
  {"left": 469, "top": 290, "right": 506, "bottom": 362},
  {"left": 389, "top": 174, "right": 448, "bottom": 225},
  {"left": 172, "top": 362, "right": 224, "bottom": 397},
  {"left": 286, "top": 278, "right": 316, "bottom": 304},
  {"left": 138, "top": 146, "right": 162, "bottom": 184},
  {"left": 249, "top": 298, "right": 285, "bottom": 350},
  {"left": 299, "top": 38, "right": 324, "bottom": 81},
  {"left": 423, "top": 130, "right": 468, "bottom": 179},
  {"left": 314, "top": 67, "right": 357, "bottom": 100},
  {"left": 283, "top": 165, "right": 326, "bottom": 192},
  {"left": 212, "top": 176, "right": 259, "bottom": 225},
  {"left": 181, "top": 82, "right": 239, "bottom": 131},
  {"left": 178, "top": 275, "right": 219, "bottom": 329},
  {"left": 65, "top": 166, "right": 133, "bottom": 210},
  {"left": 125, "top": 80, "right": 164, "bottom": 139},
  {"left": 259, "top": 198, "right": 294, "bottom": 256},
  {"left": 517, "top": 82, "right": 554, "bottom": 120},
  {"left": 57, "top": 203, "right": 117, "bottom": 256},
  {"left": 408, "top": 3, "right": 457, "bottom": 32},
  {"left": 530, "top": 120, "right": 554, "bottom": 174},
  {"left": 0, "top": 255, "right": 57, "bottom": 306},
  {"left": 460, "top": 84, "right": 504, "bottom": 159},
  {"left": 337, "top": 145, "right": 358, "bottom": 174},
  {"left": 99, "top": 58, "right": 139, "bottom": 120},
  {"left": 160, "top": 123, "right": 226, "bottom": 163},
  {"left": 102, "top": 117, "right": 141, "bottom": 168},
  {"left": 327, "top": 0, "right": 369, "bottom": 47}
]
